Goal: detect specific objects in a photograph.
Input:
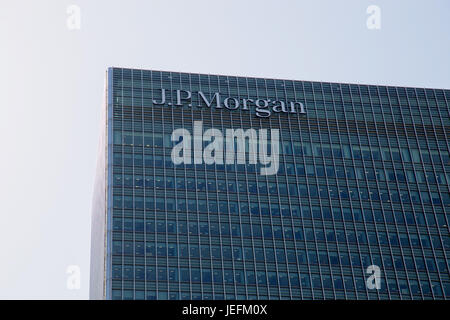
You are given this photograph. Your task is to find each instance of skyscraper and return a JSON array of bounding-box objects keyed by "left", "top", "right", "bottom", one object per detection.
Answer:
[{"left": 90, "top": 67, "right": 450, "bottom": 300}]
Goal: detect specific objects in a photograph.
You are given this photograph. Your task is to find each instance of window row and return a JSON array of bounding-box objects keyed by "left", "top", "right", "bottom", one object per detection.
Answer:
[
  {"left": 112, "top": 219, "right": 449, "bottom": 249},
  {"left": 112, "top": 152, "right": 450, "bottom": 187},
  {"left": 109, "top": 265, "right": 450, "bottom": 298},
  {"left": 113, "top": 131, "right": 450, "bottom": 166},
  {"left": 112, "top": 184, "right": 450, "bottom": 210}
]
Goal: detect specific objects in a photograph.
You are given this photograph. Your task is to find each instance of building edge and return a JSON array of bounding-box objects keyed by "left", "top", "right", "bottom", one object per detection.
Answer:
[{"left": 89, "top": 68, "right": 112, "bottom": 299}]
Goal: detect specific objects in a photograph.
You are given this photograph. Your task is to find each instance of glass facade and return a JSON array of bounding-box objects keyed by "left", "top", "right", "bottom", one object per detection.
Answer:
[{"left": 90, "top": 67, "right": 450, "bottom": 300}]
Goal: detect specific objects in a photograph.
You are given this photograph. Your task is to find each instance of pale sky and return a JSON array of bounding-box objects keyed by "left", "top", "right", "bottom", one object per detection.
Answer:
[{"left": 0, "top": 0, "right": 448, "bottom": 299}]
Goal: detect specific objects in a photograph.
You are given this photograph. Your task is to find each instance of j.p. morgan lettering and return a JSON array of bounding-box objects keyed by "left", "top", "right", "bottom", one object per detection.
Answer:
[{"left": 151, "top": 89, "right": 307, "bottom": 118}]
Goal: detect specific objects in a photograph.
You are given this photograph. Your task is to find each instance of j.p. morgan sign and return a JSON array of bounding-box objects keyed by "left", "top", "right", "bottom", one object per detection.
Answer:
[{"left": 151, "top": 89, "right": 306, "bottom": 118}]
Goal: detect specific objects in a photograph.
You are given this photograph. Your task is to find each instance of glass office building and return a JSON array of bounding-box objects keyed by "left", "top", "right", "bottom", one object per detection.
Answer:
[{"left": 90, "top": 67, "right": 450, "bottom": 300}]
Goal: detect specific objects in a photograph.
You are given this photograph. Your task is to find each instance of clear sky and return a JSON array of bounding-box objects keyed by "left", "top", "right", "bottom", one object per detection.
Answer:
[{"left": 0, "top": 0, "right": 448, "bottom": 299}]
